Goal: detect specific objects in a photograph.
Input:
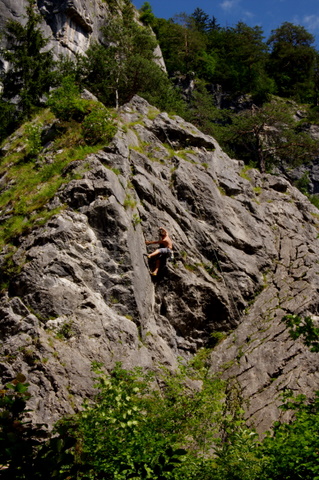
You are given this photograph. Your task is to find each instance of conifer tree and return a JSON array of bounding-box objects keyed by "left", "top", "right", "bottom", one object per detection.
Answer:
[
  {"left": 267, "top": 22, "right": 317, "bottom": 102},
  {"left": 1, "top": 0, "right": 54, "bottom": 119},
  {"left": 191, "top": 8, "right": 210, "bottom": 33}
]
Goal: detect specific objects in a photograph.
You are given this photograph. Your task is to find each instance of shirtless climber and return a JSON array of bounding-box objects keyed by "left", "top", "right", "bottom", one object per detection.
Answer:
[{"left": 145, "top": 227, "right": 173, "bottom": 276}]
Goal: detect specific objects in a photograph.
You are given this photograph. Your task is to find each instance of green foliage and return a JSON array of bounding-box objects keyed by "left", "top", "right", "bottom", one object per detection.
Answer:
[
  {"left": 0, "top": 98, "right": 17, "bottom": 143},
  {"left": 139, "top": 2, "right": 156, "bottom": 27},
  {"left": 0, "top": 108, "right": 103, "bottom": 252},
  {"left": 0, "top": 374, "right": 36, "bottom": 475},
  {"left": 309, "top": 194, "right": 319, "bottom": 209},
  {"left": 184, "top": 80, "right": 222, "bottom": 134},
  {"left": 294, "top": 172, "right": 310, "bottom": 194},
  {"left": 82, "top": 104, "right": 117, "bottom": 145},
  {"left": 212, "top": 428, "right": 265, "bottom": 480},
  {"left": 2, "top": 364, "right": 319, "bottom": 480},
  {"left": 0, "top": 375, "right": 76, "bottom": 479},
  {"left": 267, "top": 22, "right": 317, "bottom": 102},
  {"left": 56, "top": 320, "right": 76, "bottom": 340},
  {"left": 123, "top": 193, "right": 137, "bottom": 209},
  {"left": 47, "top": 361, "right": 225, "bottom": 479},
  {"left": 47, "top": 77, "right": 90, "bottom": 121},
  {"left": 0, "top": 0, "right": 55, "bottom": 119},
  {"left": 220, "top": 101, "right": 319, "bottom": 172},
  {"left": 132, "top": 213, "right": 142, "bottom": 227},
  {"left": 25, "top": 122, "right": 43, "bottom": 158},
  {"left": 261, "top": 391, "right": 319, "bottom": 480},
  {"left": 153, "top": 15, "right": 208, "bottom": 77},
  {"left": 210, "top": 22, "right": 272, "bottom": 97},
  {"left": 79, "top": 13, "right": 179, "bottom": 111},
  {"left": 283, "top": 314, "right": 319, "bottom": 352},
  {"left": 191, "top": 8, "right": 213, "bottom": 34},
  {"left": 209, "top": 331, "right": 226, "bottom": 347},
  {"left": 47, "top": 77, "right": 117, "bottom": 146}
]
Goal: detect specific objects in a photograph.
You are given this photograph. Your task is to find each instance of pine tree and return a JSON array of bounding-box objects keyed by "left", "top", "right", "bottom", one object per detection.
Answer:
[
  {"left": 267, "top": 22, "right": 317, "bottom": 102},
  {"left": 223, "top": 102, "right": 319, "bottom": 172},
  {"left": 1, "top": 0, "right": 55, "bottom": 119},
  {"left": 191, "top": 8, "right": 210, "bottom": 33}
]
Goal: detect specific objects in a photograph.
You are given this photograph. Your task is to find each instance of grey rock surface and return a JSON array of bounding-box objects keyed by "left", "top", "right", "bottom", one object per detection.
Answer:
[
  {"left": 0, "top": 0, "right": 165, "bottom": 64},
  {"left": 1, "top": 95, "right": 319, "bottom": 432},
  {"left": 0, "top": 0, "right": 111, "bottom": 58}
]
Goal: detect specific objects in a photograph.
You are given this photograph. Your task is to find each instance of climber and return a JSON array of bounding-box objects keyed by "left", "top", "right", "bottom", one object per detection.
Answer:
[{"left": 145, "top": 227, "right": 173, "bottom": 276}]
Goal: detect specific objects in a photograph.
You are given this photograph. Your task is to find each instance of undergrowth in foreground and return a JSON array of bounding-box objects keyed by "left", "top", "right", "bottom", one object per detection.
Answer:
[{"left": 1, "top": 353, "right": 319, "bottom": 480}]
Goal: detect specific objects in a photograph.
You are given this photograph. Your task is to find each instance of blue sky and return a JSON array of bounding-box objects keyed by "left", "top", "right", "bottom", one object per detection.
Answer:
[{"left": 133, "top": 0, "right": 319, "bottom": 46}]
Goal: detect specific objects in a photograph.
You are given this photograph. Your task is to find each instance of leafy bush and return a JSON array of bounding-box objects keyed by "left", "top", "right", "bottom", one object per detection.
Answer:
[
  {"left": 309, "top": 194, "right": 319, "bottom": 209},
  {"left": 47, "top": 77, "right": 90, "bottom": 121},
  {"left": 2, "top": 363, "right": 319, "bottom": 480},
  {"left": 261, "top": 391, "right": 319, "bottom": 480},
  {"left": 283, "top": 314, "right": 319, "bottom": 352},
  {"left": 82, "top": 104, "right": 117, "bottom": 145},
  {"left": 56, "top": 361, "right": 225, "bottom": 479}
]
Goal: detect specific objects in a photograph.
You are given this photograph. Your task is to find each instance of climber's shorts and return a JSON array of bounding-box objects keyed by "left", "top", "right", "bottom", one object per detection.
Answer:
[{"left": 158, "top": 248, "right": 172, "bottom": 258}]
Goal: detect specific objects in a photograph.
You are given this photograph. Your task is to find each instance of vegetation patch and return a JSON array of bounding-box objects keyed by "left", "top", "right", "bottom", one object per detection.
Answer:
[
  {"left": 2, "top": 359, "right": 319, "bottom": 479},
  {"left": 0, "top": 101, "right": 113, "bottom": 252},
  {"left": 56, "top": 320, "right": 76, "bottom": 340}
]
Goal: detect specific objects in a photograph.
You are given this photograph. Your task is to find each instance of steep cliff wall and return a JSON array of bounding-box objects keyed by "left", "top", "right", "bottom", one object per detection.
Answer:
[
  {"left": 1, "top": 96, "right": 319, "bottom": 432},
  {"left": 0, "top": 0, "right": 111, "bottom": 57},
  {"left": 0, "top": 0, "right": 166, "bottom": 66}
]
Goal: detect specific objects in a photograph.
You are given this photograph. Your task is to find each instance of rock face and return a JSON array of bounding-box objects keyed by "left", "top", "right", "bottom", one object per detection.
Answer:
[
  {"left": 38, "top": 0, "right": 110, "bottom": 57},
  {"left": 283, "top": 157, "right": 319, "bottom": 195},
  {"left": 0, "top": 0, "right": 112, "bottom": 58},
  {"left": 1, "top": 96, "right": 319, "bottom": 432},
  {"left": 0, "top": 0, "right": 166, "bottom": 65}
]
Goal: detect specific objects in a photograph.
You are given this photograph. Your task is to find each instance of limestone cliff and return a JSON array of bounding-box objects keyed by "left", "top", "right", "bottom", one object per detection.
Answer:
[
  {"left": 1, "top": 96, "right": 319, "bottom": 432},
  {"left": 0, "top": 0, "right": 107, "bottom": 58},
  {"left": 0, "top": 0, "right": 166, "bottom": 68}
]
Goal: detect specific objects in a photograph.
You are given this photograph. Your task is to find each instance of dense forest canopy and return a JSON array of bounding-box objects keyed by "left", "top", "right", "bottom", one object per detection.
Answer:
[{"left": 140, "top": 3, "right": 319, "bottom": 103}]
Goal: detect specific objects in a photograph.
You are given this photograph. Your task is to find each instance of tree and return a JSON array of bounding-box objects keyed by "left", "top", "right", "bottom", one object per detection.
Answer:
[
  {"left": 139, "top": 2, "right": 156, "bottom": 27},
  {"left": 3, "top": 361, "right": 319, "bottom": 480},
  {"left": 1, "top": 0, "right": 54, "bottom": 119},
  {"left": 191, "top": 8, "right": 211, "bottom": 33},
  {"left": 267, "top": 22, "right": 317, "bottom": 102},
  {"left": 222, "top": 101, "right": 319, "bottom": 172},
  {"left": 207, "top": 22, "right": 272, "bottom": 99},
  {"left": 185, "top": 80, "right": 221, "bottom": 134},
  {"left": 80, "top": 4, "right": 175, "bottom": 110},
  {"left": 154, "top": 14, "right": 209, "bottom": 77}
]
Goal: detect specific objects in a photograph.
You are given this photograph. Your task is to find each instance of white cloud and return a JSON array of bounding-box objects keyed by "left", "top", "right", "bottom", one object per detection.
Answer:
[
  {"left": 243, "top": 10, "right": 255, "bottom": 20},
  {"left": 303, "top": 15, "right": 319, "bottom": 31},
  {"left": 220, "top": 0, "right": 239, "bottom": 12}
]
